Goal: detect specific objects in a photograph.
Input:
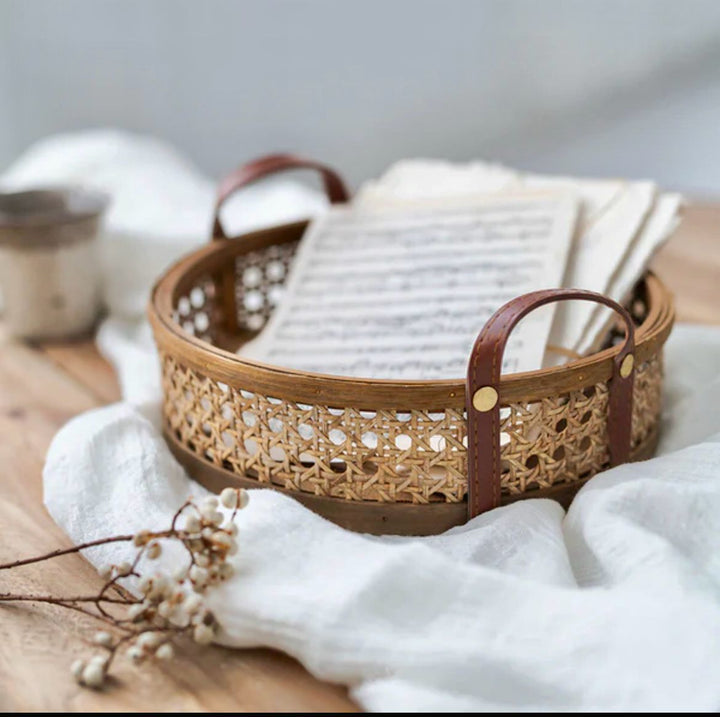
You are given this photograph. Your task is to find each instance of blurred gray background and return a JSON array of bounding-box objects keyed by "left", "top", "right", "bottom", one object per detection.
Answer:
[{"left": 1, "top": 0, "right": 720, "bottom": 194}]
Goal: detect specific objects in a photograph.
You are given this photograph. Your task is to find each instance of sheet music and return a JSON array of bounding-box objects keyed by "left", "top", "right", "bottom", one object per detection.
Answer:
[
  {"left": 575, "top": 192, "right": 682, "bottom": 354},
  {"left": 357, "top": 159, "right": 678, "bottom": 358},
  {"left": 242, "top": 195, "right": 578, "bottom": 379},
  {"left": 540, "top": 178, "right": 656, "bottom": 353}
]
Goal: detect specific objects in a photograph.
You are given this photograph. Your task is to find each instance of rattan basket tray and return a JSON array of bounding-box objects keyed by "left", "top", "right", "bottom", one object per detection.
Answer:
[{"left": 148, "top": 155, "right": 675, "bottom": 535}]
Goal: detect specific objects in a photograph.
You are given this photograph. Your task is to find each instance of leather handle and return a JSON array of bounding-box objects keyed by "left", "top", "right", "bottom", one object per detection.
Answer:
[
  {"left": 212, "top": 153, "right": 350, "bottom": 240},
  {"left": 465, "top": 289, "right": 636, "bottom": 519}
]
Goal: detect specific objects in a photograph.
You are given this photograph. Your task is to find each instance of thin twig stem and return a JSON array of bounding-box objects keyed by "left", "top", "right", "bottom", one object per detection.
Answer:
[
  {"left": 0, "top": 593, "right": 132, "bottom": 605},
  {"left": 0, "top": 535, "right": 135, "bottom": 571},
  {"left": 0, "top": 528, "right": 181, "bottom": 573}
]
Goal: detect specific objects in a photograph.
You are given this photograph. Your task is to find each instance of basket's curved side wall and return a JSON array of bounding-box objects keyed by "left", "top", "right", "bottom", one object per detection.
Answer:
[
  {"left": 148, "top": 223, "right": 673, "bottom": 519},
  {"left": 159, "top": 350, "right": 663, "bottom": 504}
]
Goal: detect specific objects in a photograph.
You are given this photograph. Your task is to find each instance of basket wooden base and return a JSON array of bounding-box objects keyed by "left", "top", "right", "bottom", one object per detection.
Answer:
[{"left": 165, "top": 425, "right": 659, "bottom": 536}]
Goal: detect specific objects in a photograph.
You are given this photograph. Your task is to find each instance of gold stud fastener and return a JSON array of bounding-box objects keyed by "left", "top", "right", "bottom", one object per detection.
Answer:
[
  {"left": 472, "top": 386, "right": 498, "bottom": 412},
  {"left": 620, "top": 353, "right": 634, "bottom": 378}
]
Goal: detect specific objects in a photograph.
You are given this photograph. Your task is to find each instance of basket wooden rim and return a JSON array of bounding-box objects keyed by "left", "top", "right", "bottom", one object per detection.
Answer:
[{"left": 148, "top": 220, "right": 675, "bottom": 410}]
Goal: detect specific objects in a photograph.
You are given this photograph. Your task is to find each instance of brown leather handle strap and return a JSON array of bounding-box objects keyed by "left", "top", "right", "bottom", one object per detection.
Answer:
[
  {"left": 212, "top": 153, "right": 350, "bottom": 240},
  {"left": 465, "top": 289, "right": 636, "bottom": 519}
]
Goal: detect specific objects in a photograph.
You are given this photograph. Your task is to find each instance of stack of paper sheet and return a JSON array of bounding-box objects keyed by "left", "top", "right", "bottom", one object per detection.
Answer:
[{"left": 242, "top": 160, "right": 681, "bottom": 379}]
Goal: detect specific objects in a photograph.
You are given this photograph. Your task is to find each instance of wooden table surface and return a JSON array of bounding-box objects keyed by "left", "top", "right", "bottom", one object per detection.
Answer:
[{"left": 0, "top": 204, "right": 718, "bottom": 712}]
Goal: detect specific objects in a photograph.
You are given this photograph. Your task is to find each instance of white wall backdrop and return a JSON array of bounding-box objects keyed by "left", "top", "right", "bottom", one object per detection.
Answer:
[{"left": 1, "top": 0, "right": 720, "bottom": 194}]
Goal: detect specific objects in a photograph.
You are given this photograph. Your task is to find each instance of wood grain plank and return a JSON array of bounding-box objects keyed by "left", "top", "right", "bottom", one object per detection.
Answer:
[
  {"left": 38, "top": 335, "right": 122, "bottom": 404},
  {"left": 652, "top": 203, "right": 720, "bottom": 325},
  {"left": 0, "top": 329, "right": 356, "bottom": 712}
]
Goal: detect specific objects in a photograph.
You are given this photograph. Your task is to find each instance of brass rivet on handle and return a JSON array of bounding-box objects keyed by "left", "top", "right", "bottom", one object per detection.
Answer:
[
  {"left": 472, "top": 386, "right": 498, "bottom": 412},
  {"left": 620, "top": 353, "right": 634, "bottom": 378}
]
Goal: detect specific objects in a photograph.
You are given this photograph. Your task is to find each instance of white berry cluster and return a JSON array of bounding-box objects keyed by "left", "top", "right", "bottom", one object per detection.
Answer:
[{"left": 71, "top": 487, "right": 249, "bottom": 689}]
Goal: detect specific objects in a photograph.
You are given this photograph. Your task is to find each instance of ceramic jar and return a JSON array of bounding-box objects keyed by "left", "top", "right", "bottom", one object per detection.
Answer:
[{"left": 0, "top": 188, "right": 108, "bottom": 339}]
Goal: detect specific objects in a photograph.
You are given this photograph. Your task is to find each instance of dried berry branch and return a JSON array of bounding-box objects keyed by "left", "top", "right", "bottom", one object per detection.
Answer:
[{"left": 0, "top": 487, "right": 249, "bottom": 689}]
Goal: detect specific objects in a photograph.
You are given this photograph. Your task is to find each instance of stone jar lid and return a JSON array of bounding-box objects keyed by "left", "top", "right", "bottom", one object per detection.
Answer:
[{"left": 0, "top": 187, "right": 109, "bottom": 247}]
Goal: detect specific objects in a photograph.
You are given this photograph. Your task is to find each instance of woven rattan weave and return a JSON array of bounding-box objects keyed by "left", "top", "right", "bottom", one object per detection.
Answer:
[{"left": 149, "top": 214, "right": 673, "bottom": 535}]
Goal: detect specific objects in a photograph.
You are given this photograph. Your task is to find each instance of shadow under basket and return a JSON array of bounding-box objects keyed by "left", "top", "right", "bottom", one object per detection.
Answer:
[{"left": 148, "top": 218, "right": 674, "bottom": 536}]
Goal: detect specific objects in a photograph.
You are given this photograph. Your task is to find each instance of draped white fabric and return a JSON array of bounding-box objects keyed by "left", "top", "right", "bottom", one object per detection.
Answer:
[{"left": 44, "top": 322, "right": 720, "bottom": 711}]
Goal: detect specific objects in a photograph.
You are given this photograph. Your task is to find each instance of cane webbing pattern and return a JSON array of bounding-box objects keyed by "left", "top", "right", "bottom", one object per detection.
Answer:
[
  {"left": 163, "top": 240, "right": 664, "bottom": 505},
  {"left": 233, "top": 241, "right": 298, "bottom": 332},
  {"left": 160, "top": 350, "right": 662, "bottom": 504},
  {"left": 171, "top": 276, "right": 218, "bottom": 345}
]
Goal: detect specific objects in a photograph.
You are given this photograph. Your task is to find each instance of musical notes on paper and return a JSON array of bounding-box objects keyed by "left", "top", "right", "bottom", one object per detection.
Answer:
[
  {"left": 357, "top": 159, "right": 682, "bottom": 359},
  {"left": 241, "top": 195, "right": 578, "bottom": 379}
]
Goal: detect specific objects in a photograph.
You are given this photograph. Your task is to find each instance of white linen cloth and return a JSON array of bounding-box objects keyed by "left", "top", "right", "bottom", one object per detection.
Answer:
[
  {"left": 45, "top": 325, "right": 720, "bottom": 711},
  {"left": 11, "top": 134, "right": 720, "bottom": 710}
]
